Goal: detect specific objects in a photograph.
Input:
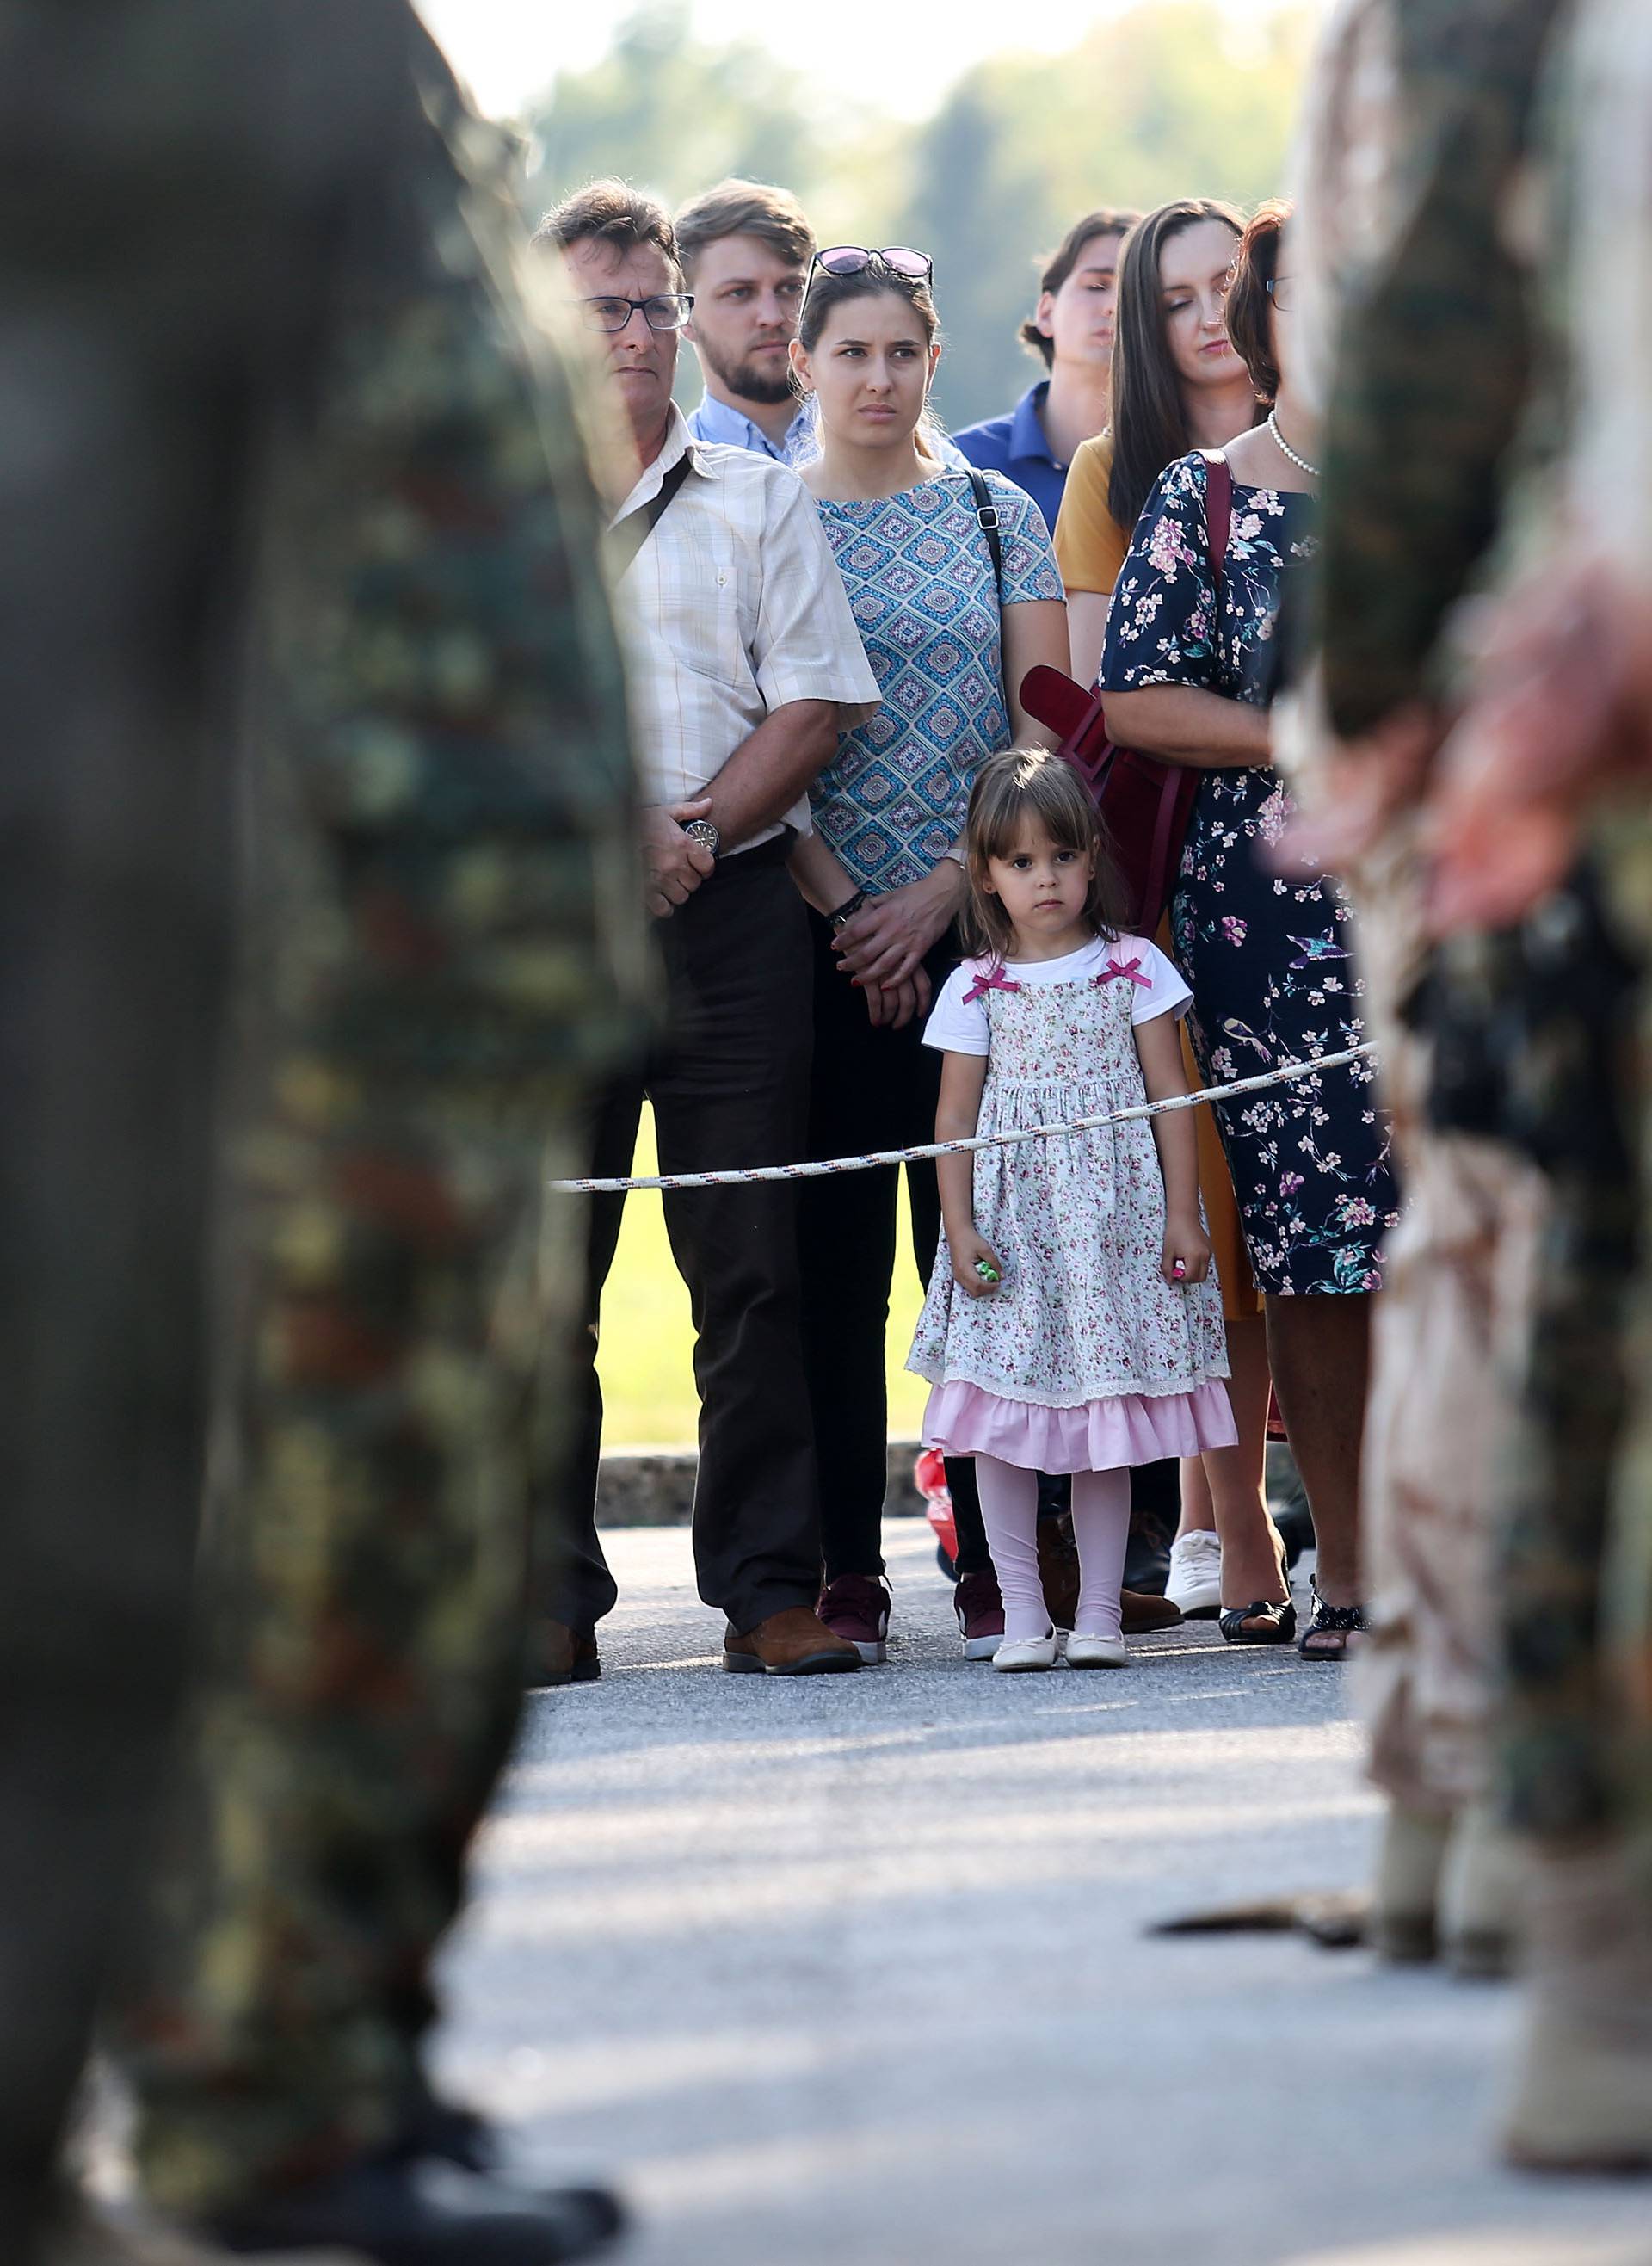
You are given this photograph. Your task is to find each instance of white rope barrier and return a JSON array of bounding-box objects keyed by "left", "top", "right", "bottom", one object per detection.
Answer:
[{"left": 547, "top": 1042, "right": 1378, "bottom": 1194}]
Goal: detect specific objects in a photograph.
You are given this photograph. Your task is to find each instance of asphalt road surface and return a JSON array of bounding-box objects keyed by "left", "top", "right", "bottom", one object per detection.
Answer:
[{"left": 435, "top": 1525, "right": 1652, "bottom": 2266}]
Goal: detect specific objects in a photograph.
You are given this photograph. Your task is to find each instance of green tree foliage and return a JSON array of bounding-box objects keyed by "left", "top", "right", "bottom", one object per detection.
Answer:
[
  {"left": 523, "top": 4, "right": 828, "bottom": 223},
  {"left": 913, "top": 4, "right": 1314, "bottom": 427},
  {"left": 525, "top": 1, "right": 1310, "bottom": 429}
]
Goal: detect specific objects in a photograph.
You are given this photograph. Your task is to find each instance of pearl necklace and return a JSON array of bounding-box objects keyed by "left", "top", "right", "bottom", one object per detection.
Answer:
[{"left": 1267, "top": 409, "right": 1320, "bottom": 479}]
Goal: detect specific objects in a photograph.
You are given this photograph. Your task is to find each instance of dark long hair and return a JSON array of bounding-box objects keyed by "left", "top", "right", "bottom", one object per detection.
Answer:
[{"left": 1107, "top": 198, "right": 1245, "bottom": 533}]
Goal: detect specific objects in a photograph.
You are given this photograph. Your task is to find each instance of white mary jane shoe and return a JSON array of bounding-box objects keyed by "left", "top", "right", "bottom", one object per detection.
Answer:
[
  {"left": 1066, "top": 1632, "right": 1130, "bottom": 1669},
  {"left": 991, "top": 1629, "right": 1058, "bottom": 1673}
]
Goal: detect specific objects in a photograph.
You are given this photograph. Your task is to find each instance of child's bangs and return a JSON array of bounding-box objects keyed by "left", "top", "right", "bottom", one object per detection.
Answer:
[
  {"left": 978, "top": 747, "right": 1096, "bottom": 852},
  {"left": 987, "top": 758, "right": 1100, "bottom": 858}
]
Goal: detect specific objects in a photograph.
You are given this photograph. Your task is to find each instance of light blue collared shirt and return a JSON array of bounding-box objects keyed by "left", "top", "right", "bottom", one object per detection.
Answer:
[{"left": 686, "top": 392, "right": 817, "bottom": 466}]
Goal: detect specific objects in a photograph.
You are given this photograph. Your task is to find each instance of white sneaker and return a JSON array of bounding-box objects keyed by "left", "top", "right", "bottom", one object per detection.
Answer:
[
  {"left": 1165, "top": 1529, "right": 1222, "bottom": 1619},
  {"left": 1066, "top": 1632, "right": 1130, "bottom": 1669},
  {"left": 991, "top": 1628, "right": 1058, "bottom": 1672}
]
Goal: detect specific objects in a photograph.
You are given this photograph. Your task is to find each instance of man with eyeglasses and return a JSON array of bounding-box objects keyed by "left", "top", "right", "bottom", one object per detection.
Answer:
[
  {"left": 676, "top": 177, "right": 816, "bottom": 464},
  {"left": 534, "top": 180, "right": 880, "bottom": 1683}
]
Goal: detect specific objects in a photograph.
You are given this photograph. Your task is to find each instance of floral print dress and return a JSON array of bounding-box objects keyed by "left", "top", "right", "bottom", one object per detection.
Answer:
[
  {"left": 907, "top": 936, "right": 1236, "bottom": 1474},
  {"left": 1100, "top": 454, "right": 1400, "bottom": 1294}
]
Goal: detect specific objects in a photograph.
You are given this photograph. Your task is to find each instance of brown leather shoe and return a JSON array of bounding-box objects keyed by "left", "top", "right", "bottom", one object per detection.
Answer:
[
  {"left": 723, "top": 1606, "right": 860, "bottom": 1676},
  {"left": 1039, "top": 1511, "right": 1183, "bottom": 1633},
  {"left": 533, "top": 1619, "right": 601, "bottom": 1689},
  {"left": 1121, "top": 1588, "right": 1183, "bottom": 1633}
]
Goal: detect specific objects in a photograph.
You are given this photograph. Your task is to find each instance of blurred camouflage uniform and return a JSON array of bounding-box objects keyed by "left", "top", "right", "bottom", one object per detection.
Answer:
[
  {"left": 1291, "top": 0, "right": 1568, "bottom": 1830},
  {"left": 1491, "top": 0, "right": 1652, "bottom": 1850},
  {"left": 1, "top": 3, "right": 419, "bottom": 2244},
  {"left": 0, "top": 0, "right": 643, "bottom": 2241}
]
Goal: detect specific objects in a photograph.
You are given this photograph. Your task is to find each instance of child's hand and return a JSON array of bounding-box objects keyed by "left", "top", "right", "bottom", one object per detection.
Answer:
[
  {"left": 1162, "top": 1213, "right": 1211, "bottom": 1287},
  {"left": 952, "top": 1230, "right": 1005, "bottom": 1298}
]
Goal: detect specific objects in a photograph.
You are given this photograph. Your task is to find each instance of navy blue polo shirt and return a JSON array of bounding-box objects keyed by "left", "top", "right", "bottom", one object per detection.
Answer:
[{"left": 952, "top": 380, "right": 1068, "bottom": 535}]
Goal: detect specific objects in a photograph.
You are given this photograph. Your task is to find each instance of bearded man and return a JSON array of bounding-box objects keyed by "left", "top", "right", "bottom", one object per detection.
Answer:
[{"left": 677, "top": 177, "right": 814, "bottom": 462}]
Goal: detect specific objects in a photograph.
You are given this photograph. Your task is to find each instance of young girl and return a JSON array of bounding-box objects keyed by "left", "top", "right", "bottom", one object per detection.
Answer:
[{"left": 908, "top": 750, "right": 1237, "bottom": 1670}]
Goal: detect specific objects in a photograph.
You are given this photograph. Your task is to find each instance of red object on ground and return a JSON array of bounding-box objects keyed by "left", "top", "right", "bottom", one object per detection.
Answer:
[{"left": 915, "top": 1447, "right": 957, "bottom": 1564}]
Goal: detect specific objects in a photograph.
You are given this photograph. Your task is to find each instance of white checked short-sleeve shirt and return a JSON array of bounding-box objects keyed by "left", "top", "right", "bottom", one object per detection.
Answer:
[{"left": 611, "top": 407, "right": 881, "bottom": 853}]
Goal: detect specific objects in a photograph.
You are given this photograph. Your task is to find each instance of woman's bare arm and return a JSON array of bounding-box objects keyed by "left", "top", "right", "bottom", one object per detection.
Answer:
[
  {"left": 787, "top": 828, "right": 860, "bottom": 917},
  {"left": 1100, "top": 683, "right": 1271, "bottom": 769},
  {"left": 1066, "top": 589, "right": 1113, "bottom": 687},
  {"left": 1002, "top": 598, "right": 1070, "bottom": 743}
]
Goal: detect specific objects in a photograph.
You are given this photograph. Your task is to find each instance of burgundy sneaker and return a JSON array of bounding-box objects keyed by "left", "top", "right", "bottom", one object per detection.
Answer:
[
  {"left": 817, "top": 1572, "right": 892, "bottom": 1664},
  {"left": 954, "top": 1570, "right": 1005, "bottom": 1661}
]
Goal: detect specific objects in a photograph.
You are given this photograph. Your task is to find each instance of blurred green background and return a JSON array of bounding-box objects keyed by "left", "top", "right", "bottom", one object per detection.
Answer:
[
  {"left": 523, "top": 1, "right": 1310, "bottom": 433},
  {"left": 597, "top": 1109, "right": 931, "bottom": 1447}
]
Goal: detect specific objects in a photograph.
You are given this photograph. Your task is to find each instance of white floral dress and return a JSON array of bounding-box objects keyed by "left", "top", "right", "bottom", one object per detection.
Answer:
[{"left": 907, "top": 935, "right": 1236, "bottom": 1474}]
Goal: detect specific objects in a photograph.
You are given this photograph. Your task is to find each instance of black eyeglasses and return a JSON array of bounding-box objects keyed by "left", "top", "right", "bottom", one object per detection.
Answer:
[
  {"left": 1264, "top": 275, "right": 1298, "bottom": 313},
  {"left": 579, "top": 292, "right": 695, "bottom": 335},
  {"left": 810, "top": 245, "right": 934, "bottom": 282}
]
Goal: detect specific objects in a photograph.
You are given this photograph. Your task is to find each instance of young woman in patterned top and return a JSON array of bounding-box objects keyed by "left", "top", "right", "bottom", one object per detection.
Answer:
[{"left": 785, "top": 250, "right": 1069, "bottom": 1663}]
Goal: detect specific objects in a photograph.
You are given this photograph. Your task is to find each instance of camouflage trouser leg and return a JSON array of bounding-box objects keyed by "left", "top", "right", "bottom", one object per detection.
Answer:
[
  {"left": 1359, "top": 1122, "right": 1548, "bottom": 1812},
  {"left": 121, "top": 1075, "right": 586, "bottom": 2216},
  {"left": 107, "top": 10, "right": 642, "bottom": 2207},
  {"left": 1500, "top": 813, "right": 1652, "bottom": 1847},
  {"left": 1348, "top": 835, "right": 1547, "bottom": 1812}
]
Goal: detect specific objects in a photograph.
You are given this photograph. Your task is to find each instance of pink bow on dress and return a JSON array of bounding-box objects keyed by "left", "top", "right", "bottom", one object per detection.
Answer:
[
  {"left": 962, "top": 962, "right": 1023, "bottom": 1005},
  {"left": 1096, "top": 954, "right": 1152, "bottom": 991}
]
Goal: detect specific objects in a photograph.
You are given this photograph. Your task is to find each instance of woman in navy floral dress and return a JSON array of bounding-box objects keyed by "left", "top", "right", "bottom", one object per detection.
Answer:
[{"left": 1100, "top": 204, "right": 1399, "bottom": 1658}]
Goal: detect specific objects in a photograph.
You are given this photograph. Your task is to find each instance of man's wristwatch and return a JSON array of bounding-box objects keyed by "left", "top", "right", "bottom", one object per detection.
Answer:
[{"left": 682, "top": 818, "right": 720, "bottom": 860}]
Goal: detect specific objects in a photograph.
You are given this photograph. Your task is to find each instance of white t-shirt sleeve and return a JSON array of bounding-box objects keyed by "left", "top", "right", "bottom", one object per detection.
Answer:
[
  {"left": 1116, "top": 935, "right": 1194, "bottom": 1025},
  {"left": 922, "top": 964, "right": 991, "bottom": 1055}
]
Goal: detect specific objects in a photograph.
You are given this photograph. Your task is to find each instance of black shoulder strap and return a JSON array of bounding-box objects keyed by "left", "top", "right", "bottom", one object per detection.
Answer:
[
  {"left": 965, "top": 467, "right": 1005, "bottom": 602},
  {"left": 610, "top": 453, "right": 692, "bottom": 577},
  {"left": 965, "top": 466, "right": 1013, "bottom": 719},
  {"left": 1199, "top": 448, "right": 1233, "bottom": 583}
]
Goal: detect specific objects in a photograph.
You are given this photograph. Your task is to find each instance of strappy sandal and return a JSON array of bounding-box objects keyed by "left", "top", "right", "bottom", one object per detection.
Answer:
[
  {"left": 1218, "top": 1525, "right": 1296, "bottom": 1645},
  {"left": 1219, "top": 1596, "right": 1298, "bottom": 1645},
  {"left": 1297, "top": 1577, "right": 1365, "bottom": 1661}
]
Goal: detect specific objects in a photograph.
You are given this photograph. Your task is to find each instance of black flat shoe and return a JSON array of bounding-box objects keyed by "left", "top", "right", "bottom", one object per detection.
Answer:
[
  {"left": 206, "top": 2153, "right": 626, "bottom": 2264},
  {"left": 1219, "top": 1596, "right": 1298, "bottom": 1645}
]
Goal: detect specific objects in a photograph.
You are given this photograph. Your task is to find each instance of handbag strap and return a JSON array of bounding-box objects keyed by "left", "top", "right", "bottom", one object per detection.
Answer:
[
  {"left": 965, "top": 466, "right": 1014, "bottom": 725},
  {"left": 610, "top": 452, "right": 692, "bottom": 577},
  {"left": 1199, "top": 447, "right": 1234, "bottom": 657},
  {"left": 965, "top": 466, "right": 1005, "bottom": 597},
  {"left": 1200, "top": 448, "right": 1233, "bottom": 579}
]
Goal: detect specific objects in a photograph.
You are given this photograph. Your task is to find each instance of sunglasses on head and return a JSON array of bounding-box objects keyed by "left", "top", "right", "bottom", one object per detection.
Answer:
[{"left": 810, "top": 244, "right": 934, "bottom": 282}]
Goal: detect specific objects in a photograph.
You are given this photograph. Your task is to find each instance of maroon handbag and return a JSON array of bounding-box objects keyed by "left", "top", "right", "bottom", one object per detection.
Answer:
[{"left": 1020, "top": 450, "right": 1234, "bottom": 935}]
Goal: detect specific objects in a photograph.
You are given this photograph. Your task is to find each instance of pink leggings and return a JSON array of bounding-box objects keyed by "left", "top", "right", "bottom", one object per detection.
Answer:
[{"left": 973, "top": 1456, "right": 1132, "bottom": 1643}]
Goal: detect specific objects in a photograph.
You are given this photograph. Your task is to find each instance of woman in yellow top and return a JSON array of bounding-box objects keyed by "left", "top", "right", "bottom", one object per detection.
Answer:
[
  {"left": 1056, "top": 199, "right": 1258, "bottom": 684},
  {"left": 1054, "top": 199, "right": 1283, "bottom": 1636}
]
